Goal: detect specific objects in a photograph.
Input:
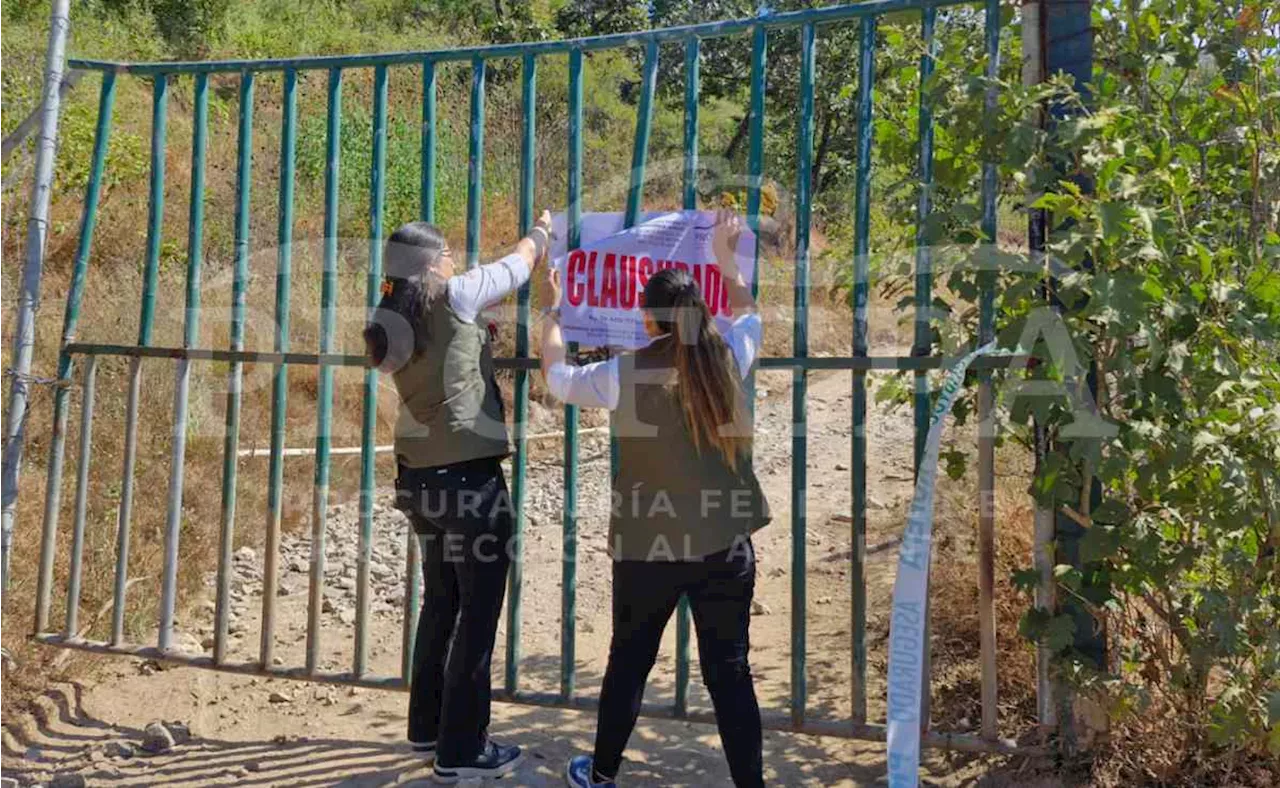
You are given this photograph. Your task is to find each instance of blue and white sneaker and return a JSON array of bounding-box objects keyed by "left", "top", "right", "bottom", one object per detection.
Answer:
[
  {"left": 565, "top": 755, "right": 617, "bottom": 788},
  {"left": 433, "top": 739, "right": 522, "bottom": 783},
  {"left": 410, "top": 739, "right": 437, "bottom": 761}
]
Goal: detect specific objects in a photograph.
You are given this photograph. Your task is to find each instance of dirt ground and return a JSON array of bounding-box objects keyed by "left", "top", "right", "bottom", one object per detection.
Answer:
[{"left": 2, "top": 365, "right": 1047, "bottom": 786}]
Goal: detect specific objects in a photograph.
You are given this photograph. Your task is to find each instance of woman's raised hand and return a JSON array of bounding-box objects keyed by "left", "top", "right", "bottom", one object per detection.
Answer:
[
  {"left": 712, "top": 208, "right": 745, "bottom": 281},
  {"left": 526, "top": 209, "right": 554, "bottom": 267},
  {"left": 537, "top": 265, "right": 562, "bottom": 312}
]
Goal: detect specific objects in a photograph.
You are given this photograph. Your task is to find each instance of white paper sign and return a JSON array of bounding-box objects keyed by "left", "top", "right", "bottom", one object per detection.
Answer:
[{"left": 549, "top": 210, "right": 757, "bottom": 349}]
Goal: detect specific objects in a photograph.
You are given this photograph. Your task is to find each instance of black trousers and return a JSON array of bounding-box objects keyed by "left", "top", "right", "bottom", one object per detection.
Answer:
[
  {"left": 399, "top": 457, "right": 513, "bottom": 765},
  {"left": 593, "top": 539, "right": 764, "bottom": 788}
]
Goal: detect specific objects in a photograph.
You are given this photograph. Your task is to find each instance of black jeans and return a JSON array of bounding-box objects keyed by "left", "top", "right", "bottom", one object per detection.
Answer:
[
  {"left": 593, "top": 539, "right": 764, "bottom": 788},
  {"left": 399, "top": 457, "right": 513, "bottom": 765}
]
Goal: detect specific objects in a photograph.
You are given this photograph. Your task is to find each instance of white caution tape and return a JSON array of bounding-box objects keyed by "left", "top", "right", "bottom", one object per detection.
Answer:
[{"left": 886, "top": 342, "right": 998, "bottom": 787}]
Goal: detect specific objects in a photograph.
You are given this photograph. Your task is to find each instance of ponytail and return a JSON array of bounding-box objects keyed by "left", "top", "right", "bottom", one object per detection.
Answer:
[{"left": 643, "top": 267, "right": 751, "bottom": 470}]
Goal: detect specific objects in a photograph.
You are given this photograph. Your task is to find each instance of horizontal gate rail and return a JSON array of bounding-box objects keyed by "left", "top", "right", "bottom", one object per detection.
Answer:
[
  {"left": 28, "top": 0, "right": 1035, "bottom": 759},
  {"left": 61, "top": 342, "right": 1026, "bottom": 371},
  {"left": 67, "top": 0, "right": 977, "bottom": 74}
]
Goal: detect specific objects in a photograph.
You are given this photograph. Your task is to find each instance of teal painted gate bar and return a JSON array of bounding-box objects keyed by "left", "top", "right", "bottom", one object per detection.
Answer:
[{"left": 30, "top": 0, "right": 1031, "bottom": 755}]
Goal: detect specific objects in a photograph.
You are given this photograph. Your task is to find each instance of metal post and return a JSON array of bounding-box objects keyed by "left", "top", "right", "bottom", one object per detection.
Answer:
[
  {"left": 850, "top": 14, "right": 876, "bottom": 727},
  {"left": 2, "top": 0, "right": 70, "bottom": 593},
  {"left": 562, "top": 46, "right": 584, "bottom": 702},
  {"left": 674, "top": 34, "right": 700, "bottom": 717},
  {"left": 1020, "top": 0, "right": 1055, "bottom": 729},
  {"left": 34, "top": 70, "right": 114, "bottom": 635},
  {"left": 790, "top": 21, "right": 816, "bottom": 729},
  {"left": 315, "top": 67, "right": 342, "bottom": 675},
  {"left": 912, "top": 5, "right": 938, "bottom": 732},
  {"left": 610, "top": 37, "right": 659, "bottom": 509},
  {"left": 977, "top": 0, "right": 1002, "bottom": 741},
  {"left": 421, "top": 59, "right": 437, "bottom": 224},
  {"left": 624, "top": 40, "right": 659, "bottom": 225},
  {"left": 506, "top": 51, "right": 537, "bottom": 695},
  {"left": 159, "top": 71, "right": 209, "bottom": 651},
  {"left": 402, "top": 58, "right": 436, "bottom": 678},
  {"left": 1041, "top": 0, "right": 1102, "bottom": 751},
  {"left": 215, "top": 71, "right": 254, "bottom": 664},
  {"left": 745, "top": 24, "right": 767, "bottom": 299},
  {"left": 362, "top": 64, "right": 388, "bottom": 679},
  {"left": 466, "top": 56, "right": 486, "bottom": 271},
  {"left": 109, "top": 73, "right": 167, "bottom": 645},
  {"left": 261, "top": 67, "right": 298, "bottom": 668},
  {"left": 64, "top": 356, "right": 98, "bottom": 637}
]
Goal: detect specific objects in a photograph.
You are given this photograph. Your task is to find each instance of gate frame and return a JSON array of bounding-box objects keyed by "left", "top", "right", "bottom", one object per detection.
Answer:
[{"left": 23, "top": 0, "right": 1051, "bottom": 756}]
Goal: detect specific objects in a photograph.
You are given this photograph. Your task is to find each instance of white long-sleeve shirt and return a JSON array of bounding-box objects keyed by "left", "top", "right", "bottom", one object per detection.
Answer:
[
  {"left": 447, "top": 253, "right": 530, "bottom": 323},
  {"left": 545, "top": 313, "right": 763, "bottom": 410}
]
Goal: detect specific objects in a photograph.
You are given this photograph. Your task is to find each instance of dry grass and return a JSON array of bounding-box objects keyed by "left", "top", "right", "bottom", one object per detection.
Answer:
[
  {"left": 0, "top": 166, "right": 849, "bottom": 706},
  {"left": 929, "top": 441, "right": 1040, "bottom": 739},
  {"left": 2, "top": 69, "right": 1022, "bottom": 763}
]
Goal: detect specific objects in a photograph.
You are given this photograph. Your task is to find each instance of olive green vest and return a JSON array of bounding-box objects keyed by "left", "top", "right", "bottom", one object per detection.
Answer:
[
  {"left": 391, "top": 291, "right": 510, "bottom": 468},
  {"left": 610, "top": 337, "right": 770, "bottom": 561}
]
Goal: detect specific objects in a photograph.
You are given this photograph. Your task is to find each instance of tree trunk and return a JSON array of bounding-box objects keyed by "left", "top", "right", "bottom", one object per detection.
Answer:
[{"left": 811, "top": 109, "right": 837, "bottom": 198}]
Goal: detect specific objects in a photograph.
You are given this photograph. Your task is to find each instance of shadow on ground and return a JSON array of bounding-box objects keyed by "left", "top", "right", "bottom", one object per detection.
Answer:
[{"left": 1, "top": 675, "right": 919, "bottom": 786}]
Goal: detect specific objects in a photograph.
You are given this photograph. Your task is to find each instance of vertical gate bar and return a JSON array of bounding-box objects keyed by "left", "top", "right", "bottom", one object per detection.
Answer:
[
  {"left": 561, "top": 46, "right": 584, "bottom": 702},
  {"left": 421, "top": 59, "right": 437, "bottom": 224},
  {"left": 215, "top": 71, "right": 254, "bottom": 665},
  {"left": 976, "top": 0, "right": 1001, "bottom": 740},
  {"left": 506, "top": 51, "right": 537, "bottom": 696},
  {"left": 674, "top": 34, "right": 700, "bottom": 717},
  {"left": 261, "top": 67, "right": 298, "bottom": 668},
  {"left": 35, "top": 71, "right": 115, "bottom": 636},
  {"left": 362, "top": 64, "right": 389, "bottom": 679},
  {"left": 624, "top": 40, "right": 659, "bottom": 225},
  {"left": 744, "top": 24, "right": 767, "bottom": 298},
  {"left": 402, "top": 60, "right": 436, "bottom": 672},
  {"left": 1021, "top": 0, "right": 1057, "bottom": 729},
  {"left": 790, "top": 21, "right": 816, "bottom": 729},
  {"left": 159, "top": 71, "right": 209, "bottom": 651},
  {"left": 912, "top": 5, "right": 939, "bottom": 731},
  {"left": 64, "top": 356, "right": 98, "bottom": 638},
  {"left": 111, "top": 73, "right": 166, "bottom": 645},
  {"left": 314, "top": 67, "right": 342, "bottom": 675},
  {"left": 611, "top": 38, "right": 659, "bottom": 511},
  {"left": 466, "top": 56, "right": 486, "bottom": 270},
  {"left": 401, "top": 536, "right": 420, "bottom": 682},
  {"left": 912, "top": 10, "right": 938, "bottom": 473},
  {"left": 402, "top": 58, "right": 435, "bottom": 675},
  {"left": 744, "top": 18, "right": 772, "bottom": 715},
  {"left": 849, "top": 15, "right": 875, "bottom": 726}
]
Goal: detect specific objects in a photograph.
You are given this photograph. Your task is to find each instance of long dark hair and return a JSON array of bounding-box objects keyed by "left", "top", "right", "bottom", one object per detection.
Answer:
[
  {"left": 364, "top": 221, "right": 447, "bottom": 372},
  {"left": 643, "top": 267, "right": 751, "bottom": 470}
]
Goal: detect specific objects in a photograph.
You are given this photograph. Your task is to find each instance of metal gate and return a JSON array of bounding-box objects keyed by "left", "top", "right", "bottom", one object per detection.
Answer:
[{"left": 29, "top": 0, "right": 1030, "bottom": 755}]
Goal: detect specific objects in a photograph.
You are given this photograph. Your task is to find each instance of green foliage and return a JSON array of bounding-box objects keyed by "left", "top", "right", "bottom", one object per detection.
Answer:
[
  {"left": 80, "top": 0, "right": 231, "bottom": 57},
  {"left": 5, "top": 0, "right": 1276, "bottom": 773},
  {"left": 147, "top": 0, "right": 231, "bottom": 57},
  {"left": 871, "top": 0, "right": 1280, "bottom": 770},
  {"left": 554, "top": 0, "right": 649, "bottom": 39}
]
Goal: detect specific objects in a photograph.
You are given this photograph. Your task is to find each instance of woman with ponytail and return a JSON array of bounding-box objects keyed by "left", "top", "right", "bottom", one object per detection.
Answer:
[
  {"left": 364, "top": 210, "right": 552, "bottom": 783},
  {"left": 539, "top": 210, "right": 769, "bottom": 788}
]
